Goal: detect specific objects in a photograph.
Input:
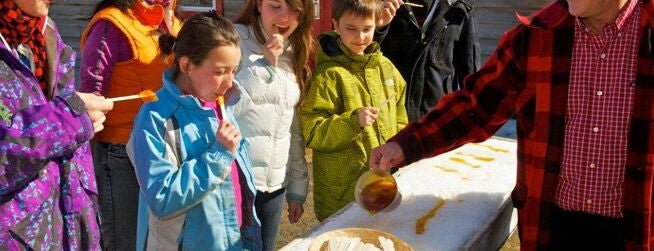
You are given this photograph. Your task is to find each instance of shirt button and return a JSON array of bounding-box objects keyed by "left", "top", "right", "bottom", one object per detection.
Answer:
[
  {"left": 592, "top": 127, "right": 599, "bottom": 132},
  {"left": 600, "top": 53, "right": 607, "bottom": 59},
  {"left": 617, "top": 32, "right": 622, "bottom": 37},
  {"left": 589, "top": 163, "right": 596, "bottom": 168},
  {"left": 596, "top": 91, "right": 603, "bottom": 96},
  {"left": 587, "top": 199, "right": 592, "bottom": 204}
]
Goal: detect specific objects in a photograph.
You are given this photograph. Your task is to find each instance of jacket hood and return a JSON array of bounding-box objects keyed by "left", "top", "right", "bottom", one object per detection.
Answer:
[{"left": 315, "top": 31, "right": 382, "bottom": 67}]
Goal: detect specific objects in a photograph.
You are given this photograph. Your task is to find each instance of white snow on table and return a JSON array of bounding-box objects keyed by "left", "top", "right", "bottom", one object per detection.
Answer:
[{"left": 281, "top": 137, "right": 517, "bottom": 251}]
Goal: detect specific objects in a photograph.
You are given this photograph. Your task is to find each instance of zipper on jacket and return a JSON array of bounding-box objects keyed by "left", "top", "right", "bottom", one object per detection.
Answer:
[
  {"left": 268, "top": 113, "right": 281, "bottom": 189},
  {"left": 434, "top": 25, "right": 448, "bottom": 60},
  {"left": 360, "top": 57, "right": 385, "bottom": 146},
  {"left": 404, "top": 5, "right": 422, "bottom": 33},
  {"left": 406, "top": 7, "right": 426, "bottom": 42},
  {"left": 267, "top": 71, "right": 287, "bottom": 189},
  {"left": 409, "top": 25, "right": 448, "bottom": 86}
]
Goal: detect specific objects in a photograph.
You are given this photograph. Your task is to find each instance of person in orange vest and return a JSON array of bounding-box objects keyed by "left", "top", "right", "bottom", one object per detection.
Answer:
[{"left": 77, "top": 0, "right": 182, "bottom": 250}]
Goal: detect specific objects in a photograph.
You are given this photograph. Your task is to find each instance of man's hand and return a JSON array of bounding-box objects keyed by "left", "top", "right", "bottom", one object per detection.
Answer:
[
  {"left": 370, "top": 142, "right": 405, "bottom": 173},
  {"left": 76, "top": 92, "right": 113, "bottom": 133},
  {"left": 287, "top": 202, "right": 304, "bottom": 223},
  {"left": 377, "top": 0, "right": 404, "bottom": 28}
]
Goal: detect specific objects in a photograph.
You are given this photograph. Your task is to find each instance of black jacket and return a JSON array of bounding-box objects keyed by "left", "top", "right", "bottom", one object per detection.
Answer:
[{"left": 377, "top": 0, "right": 480, "bottom": 122}]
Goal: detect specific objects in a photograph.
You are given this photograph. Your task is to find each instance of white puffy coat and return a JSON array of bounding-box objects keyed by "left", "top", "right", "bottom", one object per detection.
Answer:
[{"left": 231, "top": 24, "right": 309, "bottom": 203}]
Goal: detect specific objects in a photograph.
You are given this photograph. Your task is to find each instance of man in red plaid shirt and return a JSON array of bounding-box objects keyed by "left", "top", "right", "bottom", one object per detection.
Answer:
[{"left": 371, "top": 0, "right": 654, "bottom": 250}]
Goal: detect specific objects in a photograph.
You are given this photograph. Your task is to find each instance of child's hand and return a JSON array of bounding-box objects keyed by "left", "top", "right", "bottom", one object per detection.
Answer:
[
  {"left": 287, "top": 202, "right": 304, "bottom": 224},
  {"left": 216, "top": 120, "right": 241, "bottom": 154},
  {"left": 263, "top": 28, "right": 284, "bottom": 67},
  {"left": 358, "top": 107, "right": 379, "bottom": 128}
]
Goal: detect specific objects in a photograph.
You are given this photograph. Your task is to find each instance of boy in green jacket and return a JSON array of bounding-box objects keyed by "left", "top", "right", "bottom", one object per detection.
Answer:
[{"left": 300, "top": 0, "right": 408, "bottom": 221}]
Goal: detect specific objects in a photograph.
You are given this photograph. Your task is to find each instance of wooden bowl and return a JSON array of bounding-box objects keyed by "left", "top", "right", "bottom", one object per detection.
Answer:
[{"left": 308, "top": 228, "right": 413, "bottom": 251}]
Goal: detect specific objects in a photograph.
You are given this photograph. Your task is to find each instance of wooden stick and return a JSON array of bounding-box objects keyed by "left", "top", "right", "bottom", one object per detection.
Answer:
[
  {"left": 106, "top": 90, "right": 157, "bottom": 103},
  {"left": 378, "top": 93, "right": 397, "bottom": 110},
  {"left": 404, "top": 2, "right": 423, "bottom": 7},
  {"left": 217, "top": 96, "right": 227, "bottom": 121},
  {"left": 106, "top": 94, "right": 140, "bottom": 102}
]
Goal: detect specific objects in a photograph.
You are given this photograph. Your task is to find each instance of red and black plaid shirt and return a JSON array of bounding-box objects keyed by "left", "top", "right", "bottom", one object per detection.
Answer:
[{"left": 391, "top": 0, "right": 654, "bottom": 249}]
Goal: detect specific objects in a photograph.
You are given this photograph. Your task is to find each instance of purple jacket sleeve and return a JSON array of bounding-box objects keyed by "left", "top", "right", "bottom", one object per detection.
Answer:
[
  {"left": 0, "top": 93, "right": 94, "bottom": 196},
  {"left": 78, "top": 20, "right": 133, "bottom": 94}
]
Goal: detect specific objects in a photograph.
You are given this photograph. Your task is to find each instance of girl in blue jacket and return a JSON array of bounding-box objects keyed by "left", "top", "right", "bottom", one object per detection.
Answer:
[{"left": 127, "top": 13, "right": 262, "bottom": 251}]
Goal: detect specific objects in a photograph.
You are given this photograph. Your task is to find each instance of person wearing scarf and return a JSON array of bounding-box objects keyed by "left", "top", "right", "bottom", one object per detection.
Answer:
[
  {"left": 0, "top": 0, "right": 114, "bottom": 250},
  {"left": 78, "top": 1, "right": 182, "bottom": 250}
]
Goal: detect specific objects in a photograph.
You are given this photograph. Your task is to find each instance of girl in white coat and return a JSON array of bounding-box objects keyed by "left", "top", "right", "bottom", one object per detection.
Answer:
[{"left": 232, "top": 0, "right": 313, "bottom": 249}]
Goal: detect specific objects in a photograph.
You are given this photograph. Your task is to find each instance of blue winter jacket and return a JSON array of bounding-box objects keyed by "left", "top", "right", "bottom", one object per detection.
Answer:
[{"left": 128, "top": 70, "right": 262, "bottom": 251}]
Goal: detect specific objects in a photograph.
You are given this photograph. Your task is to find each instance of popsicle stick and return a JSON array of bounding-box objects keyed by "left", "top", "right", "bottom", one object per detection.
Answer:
[
  {"left": 217, "top": 96, "right": 227, "bottom": 121},
  {"left": 404, "top": 2, "right": 423, "bottom": 7},
  {"left": 106, "top": 90, "right": 157, "bottom": 103},
  {"left": 378, "top": 93, "right": 397, "bottom": 110},
  {"left": 106, "top": 94, "right": 140, "bottom": 102}
]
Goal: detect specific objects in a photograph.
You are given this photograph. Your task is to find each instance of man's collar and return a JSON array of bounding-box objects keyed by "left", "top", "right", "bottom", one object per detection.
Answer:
[{"left": 516, "top": 0, "right": 570, "bottom": 30}]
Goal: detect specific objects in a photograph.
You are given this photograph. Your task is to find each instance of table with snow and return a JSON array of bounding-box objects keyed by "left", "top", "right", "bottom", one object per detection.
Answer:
[{"left": 281, "top": 137, "right": 518, "bottom": 251}]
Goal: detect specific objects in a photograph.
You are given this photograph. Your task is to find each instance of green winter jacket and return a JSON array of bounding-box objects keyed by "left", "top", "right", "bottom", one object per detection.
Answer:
[{"left": 300, "top": 31, "right": 408, "bottom": 220}]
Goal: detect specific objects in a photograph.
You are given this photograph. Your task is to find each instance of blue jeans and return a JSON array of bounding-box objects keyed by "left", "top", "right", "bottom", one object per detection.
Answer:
[
  {"left": 254, "top": 188, "right": 286, "bottom": 251},
  {"left": 92, "top": 142, "right": 139, "bottom": 251}
]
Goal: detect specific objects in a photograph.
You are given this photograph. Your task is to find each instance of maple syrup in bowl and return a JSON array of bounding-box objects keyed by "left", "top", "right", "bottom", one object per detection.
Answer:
[{"left": 354, "top": 170, "right": 401, "bottom": 214}]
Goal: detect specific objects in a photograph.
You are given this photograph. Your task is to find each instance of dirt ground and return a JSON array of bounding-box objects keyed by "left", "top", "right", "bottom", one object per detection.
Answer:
[
  {"left": 275, "top": 151, "right": 320, "bottom": 249},
  {"left": 275, "top": 150, "right": 520, "bottom": 250}
]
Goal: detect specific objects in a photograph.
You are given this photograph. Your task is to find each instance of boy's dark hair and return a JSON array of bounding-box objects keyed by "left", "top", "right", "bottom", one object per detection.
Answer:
[
  {"left": 159, "top": 12, "right": 240, "bottom": 79},
  {"left": 332, "top": 0, "right": 382, "bottom": 21}
]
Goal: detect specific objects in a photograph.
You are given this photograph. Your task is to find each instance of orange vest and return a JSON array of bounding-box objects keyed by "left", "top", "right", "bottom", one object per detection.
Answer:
[{"left": 81, "top": 2, "right": 181, "bottom": 144}]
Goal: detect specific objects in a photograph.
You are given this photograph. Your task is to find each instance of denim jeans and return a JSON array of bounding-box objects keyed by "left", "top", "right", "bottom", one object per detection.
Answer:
[
  {"left": 93, "top": 142, "right": 139, "bottom": 251},
  {"left": 254, "top": 188, "right": 286, "bottom": 251}
]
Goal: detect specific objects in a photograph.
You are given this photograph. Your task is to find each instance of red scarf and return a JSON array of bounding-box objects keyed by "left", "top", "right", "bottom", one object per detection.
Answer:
[{"left": 0, "top": 1, "right": 48, "bottom": 94}]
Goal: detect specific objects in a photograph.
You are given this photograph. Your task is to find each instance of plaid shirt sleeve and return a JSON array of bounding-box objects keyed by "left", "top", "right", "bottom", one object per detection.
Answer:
[{"left": 390, "top": 25, "right": 532, "bottom": 166}]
